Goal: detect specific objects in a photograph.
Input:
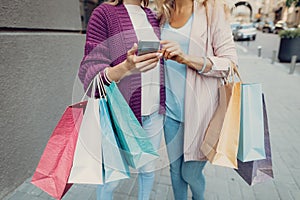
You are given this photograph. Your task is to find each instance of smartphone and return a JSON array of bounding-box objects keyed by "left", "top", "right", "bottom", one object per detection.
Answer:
[{"left": 137, "top": 40, "right": 160, "bottom": 56}]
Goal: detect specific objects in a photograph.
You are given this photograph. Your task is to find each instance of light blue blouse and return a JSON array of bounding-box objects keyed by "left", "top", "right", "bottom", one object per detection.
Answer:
[{"left": 161, "top": 14, "right": 193, "bottom": 122}]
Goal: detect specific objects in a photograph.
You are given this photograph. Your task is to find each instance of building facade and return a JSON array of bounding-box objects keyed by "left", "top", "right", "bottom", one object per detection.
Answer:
[
  {"left": 0, "top": 1, "right": 85, "bottom": 198},
  {"left": 261, "top": 0, "right": 299, "bottom": 26},
  {"left": 232, "top": 0, "right": 299, "bottom": 26},
  {"left": 231, "top": 1, "right": 263, "bottom": 23}
]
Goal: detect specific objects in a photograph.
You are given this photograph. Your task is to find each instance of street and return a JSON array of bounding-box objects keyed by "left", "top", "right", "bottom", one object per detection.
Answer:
[
  {"left": 235, "top": 31, "right": 281, "bottom": 60},
  {"left": 235, "top": 30, "right": 300, "bottom": 75}
]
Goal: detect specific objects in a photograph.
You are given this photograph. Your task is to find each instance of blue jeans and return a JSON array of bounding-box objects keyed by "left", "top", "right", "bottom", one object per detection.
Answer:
[
  {"left": 164, "top": 116, "right": 207, "bottom": 200},
  {"left": 96, "top": 111, "right": 163, "bottom": 200}
]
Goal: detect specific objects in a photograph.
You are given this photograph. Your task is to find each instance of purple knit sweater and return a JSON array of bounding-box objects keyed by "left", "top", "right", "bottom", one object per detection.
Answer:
[{"left": 78, "top": 3, "right": 165, "bottom": 123}]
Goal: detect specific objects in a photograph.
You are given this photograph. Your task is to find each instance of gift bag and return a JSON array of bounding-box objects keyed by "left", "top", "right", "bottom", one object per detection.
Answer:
[
  {"left": 235, "top": 94, "right": 274, "bottom": 185},
  {"left": 237, "top": 83, "right": 266, "bottom": 162},
  {"left": 68, "top": 79, "right": 103, "bottom": 184},
  {"left": 31, "top": 101, "right": 87, "bottom": 200},
  {"left": 105, "top": 82, "right": 159, "bottom": 169},
  {"left": 99, "top": 98, "right": 130, "bottom": 183},
  {"left": 201, "top": 67, "right": 241, "bottom": 169}
]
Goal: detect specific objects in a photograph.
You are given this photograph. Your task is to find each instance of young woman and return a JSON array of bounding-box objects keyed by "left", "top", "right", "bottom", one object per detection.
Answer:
[
  {"left": 78, "top": 0, "right": 165, "bottom": 199},
  {"left": 155, "top": 0, "right": 238, "bottom": 199}
]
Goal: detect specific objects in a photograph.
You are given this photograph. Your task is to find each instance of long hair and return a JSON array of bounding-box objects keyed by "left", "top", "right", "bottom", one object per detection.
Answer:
[
  {"left": 106, "top": 0, "right": 149, "bottom": 7},
  {"left": 155, "top": 0, "right": 231, "bottom": 24}
]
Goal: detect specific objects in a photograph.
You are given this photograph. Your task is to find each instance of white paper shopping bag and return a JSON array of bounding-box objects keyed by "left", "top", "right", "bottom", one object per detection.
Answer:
[{"left": 68, "top": 79, "right": 103, "bottom": 184}]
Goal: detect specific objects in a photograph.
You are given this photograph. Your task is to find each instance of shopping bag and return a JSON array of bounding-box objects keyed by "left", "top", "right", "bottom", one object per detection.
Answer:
[
  {"left": 31, "top": 101, "right": 87, "bottom": 200},
  {"left": 105, "top": 82, "right": 159, "bottom": 169},
  {"left": 201, "top": 67, "right": 241, "bottom": 169},
  {"left": 237, "top": 83, "right": 266, "bottom": 162},
  {"left": 235, "top": 94, "right": 274, "bottom": 185},
  {"left": 99, "top": 98, "right": 130, "bottom": 183},
  {"left": 68, "top": 79, "right": 103, "bottom": 184}
]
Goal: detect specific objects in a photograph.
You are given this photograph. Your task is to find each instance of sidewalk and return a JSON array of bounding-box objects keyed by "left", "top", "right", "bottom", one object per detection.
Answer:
[{"left": 4, "top": 49, "right": 300, "bottom": 200}]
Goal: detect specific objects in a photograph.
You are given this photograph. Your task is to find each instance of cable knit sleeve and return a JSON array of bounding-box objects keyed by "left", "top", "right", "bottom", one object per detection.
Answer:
[{"left": 78, "top": 5, "right": 111, "bottom": 92}]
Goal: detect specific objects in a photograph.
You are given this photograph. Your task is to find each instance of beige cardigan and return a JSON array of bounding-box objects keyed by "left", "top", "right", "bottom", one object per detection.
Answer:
[{"left": 183, "top": 0, "right": 238, "bottom": 161}]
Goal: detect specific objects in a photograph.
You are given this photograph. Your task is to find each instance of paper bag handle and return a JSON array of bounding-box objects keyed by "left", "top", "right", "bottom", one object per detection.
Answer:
[
  {"left": 224, "top": 62, "right": 243, "bottom": 84},
  {"left": 80, "top": 76, "right": 98, "bottom": 102}
]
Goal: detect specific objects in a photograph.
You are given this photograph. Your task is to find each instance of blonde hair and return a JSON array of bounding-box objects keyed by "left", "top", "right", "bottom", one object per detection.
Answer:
[
  {"left": 155, "top": 0, "right": 231, "bottom": 24},
  {"left": 106, "top": 0, "right": 149, "bottom": 7}
]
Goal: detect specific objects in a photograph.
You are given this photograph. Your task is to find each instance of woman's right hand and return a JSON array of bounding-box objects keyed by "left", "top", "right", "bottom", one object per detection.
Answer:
[
  {"left": 106, "top": 43, "right": 161, "bottom": 83},
  {"left": 123, "top": 43, "right": 161, "bottom": 76}
]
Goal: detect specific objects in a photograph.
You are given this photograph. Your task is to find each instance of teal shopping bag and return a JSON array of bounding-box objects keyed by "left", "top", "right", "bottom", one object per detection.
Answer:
[
  {"left": 105, "top": 82, "right": 159, "bottom": 169},
  {"left": 99, "top": 98, "right": 130, "bottom": 183},
  {"left": 237, "top": 83, "right": 266, "bottom": 162}
]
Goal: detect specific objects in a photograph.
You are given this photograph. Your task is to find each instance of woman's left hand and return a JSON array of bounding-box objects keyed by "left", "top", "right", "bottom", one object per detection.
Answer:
[{"left": 160, "top": 40, "right": 187, "bottom": 64}]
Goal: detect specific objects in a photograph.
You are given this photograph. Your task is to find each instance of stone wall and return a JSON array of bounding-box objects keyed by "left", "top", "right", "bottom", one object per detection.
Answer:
[{"left": 0, "top": 1, "right": 85, "bottom": 198}]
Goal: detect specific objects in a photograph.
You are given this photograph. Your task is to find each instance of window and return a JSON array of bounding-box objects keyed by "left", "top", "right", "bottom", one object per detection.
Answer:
[{"left": 79, "top": 0, "right": 104, "bottom": 32}]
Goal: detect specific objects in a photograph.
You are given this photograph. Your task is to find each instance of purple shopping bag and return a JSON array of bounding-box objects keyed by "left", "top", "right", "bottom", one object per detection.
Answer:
[{"left": 235, "top": 94, "right": 274, "bottom": 185}]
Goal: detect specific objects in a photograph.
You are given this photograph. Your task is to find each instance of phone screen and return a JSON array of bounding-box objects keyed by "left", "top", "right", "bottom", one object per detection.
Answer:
[{"left": 137, "top": 40, "right": 160, "bottom": 56}]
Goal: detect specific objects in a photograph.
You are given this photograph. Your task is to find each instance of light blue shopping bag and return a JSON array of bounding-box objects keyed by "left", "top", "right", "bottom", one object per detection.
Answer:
[
  {"left": 99, "top": 98, "right": 130, "bottom": 183},
  {"left": 237, "top": 83, "right": 266, "bottom": 162}
]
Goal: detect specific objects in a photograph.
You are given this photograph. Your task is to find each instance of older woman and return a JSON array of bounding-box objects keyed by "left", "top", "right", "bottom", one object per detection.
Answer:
[{"left": 155, "top": 0, "right": 238, "bottom": 199}]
